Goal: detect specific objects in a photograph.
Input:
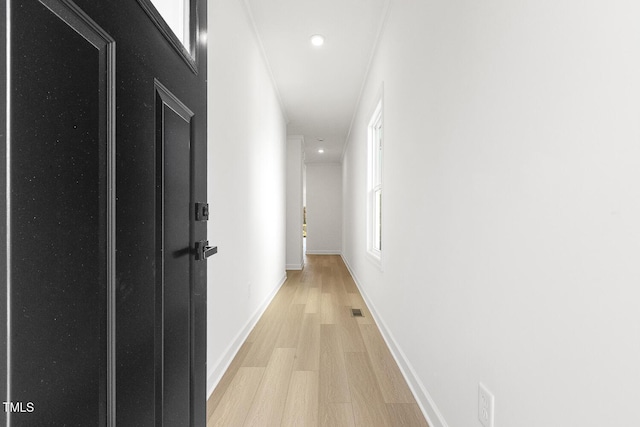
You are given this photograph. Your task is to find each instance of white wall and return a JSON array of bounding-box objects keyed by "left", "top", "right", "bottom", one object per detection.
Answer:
[
  {"left": 306, "top": 162, "right": 342, "bottom": 254},
  {"left": 342, "top": 1, "right": 640, "bottom": 426},
  {"left": 286, "top": 135, "right": 304, "bottom": 269},
  {"left": 207, "top": 0, "right": 287, "bottom": 397}
]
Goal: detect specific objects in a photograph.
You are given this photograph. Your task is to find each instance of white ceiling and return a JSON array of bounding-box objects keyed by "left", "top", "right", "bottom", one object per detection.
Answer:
[{"left": 245, "top": 0, "right": 389, "bottom": 163}]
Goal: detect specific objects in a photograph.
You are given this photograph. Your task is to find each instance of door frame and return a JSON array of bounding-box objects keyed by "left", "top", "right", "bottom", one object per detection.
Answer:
[{"left": 1, "top": 1, "right": 8, "bottom": 423}]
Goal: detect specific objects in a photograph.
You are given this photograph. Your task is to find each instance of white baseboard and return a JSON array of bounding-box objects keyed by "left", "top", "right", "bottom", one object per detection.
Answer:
[
  {"left": 341, "top": 255, "right": 449, "bottom": 427},
  {"left": 286, "top": 263, "right": 304, "bottom": 270},
  {"left": 206, "top": 272, "right": 288, "bottom": 398},
  {"left": 305, "top": 250, "right": 342, "bottom": 255}
]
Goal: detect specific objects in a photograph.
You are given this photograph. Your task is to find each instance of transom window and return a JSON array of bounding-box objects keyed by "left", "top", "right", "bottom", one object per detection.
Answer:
[
  {"left": 138, "top": 0, "right": 199, "bottom": 73},
  {"left": 150, "top": 0, "right": 191, "bottom": 51}
]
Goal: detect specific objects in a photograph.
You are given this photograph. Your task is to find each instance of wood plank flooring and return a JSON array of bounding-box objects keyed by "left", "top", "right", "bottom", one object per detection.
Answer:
[{"left": 207, "top": 255, "right": 429, "bottom": 427}]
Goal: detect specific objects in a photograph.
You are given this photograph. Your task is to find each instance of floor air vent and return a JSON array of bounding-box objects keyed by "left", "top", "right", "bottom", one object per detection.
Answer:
[{"left": 351, "top": 308, "right": 364, "bottom": 317}]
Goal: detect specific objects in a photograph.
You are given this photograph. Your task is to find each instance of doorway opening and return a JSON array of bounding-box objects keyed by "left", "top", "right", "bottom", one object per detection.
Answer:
[
  {"left": 303, "top": 164, "right": 307, "bottom": 261},
  {"left": 303, "top": 205, "right": 307, "bottom": 257}
]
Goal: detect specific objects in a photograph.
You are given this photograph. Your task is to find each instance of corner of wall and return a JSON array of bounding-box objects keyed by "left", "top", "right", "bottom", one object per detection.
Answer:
[
  {"left": 287, "top": 134, "right": 304, "bottom": 142},
  {"left": 238, "top": 0, "right": 289, "bottom": 124}
]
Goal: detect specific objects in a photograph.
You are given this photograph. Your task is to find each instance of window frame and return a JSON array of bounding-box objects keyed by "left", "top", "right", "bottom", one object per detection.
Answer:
[
  {"left": 136, "top": 0, "right": 199, "bottom": 74},
  {"left": 366, "top": 96, "right": 384, "bottom": 268}
]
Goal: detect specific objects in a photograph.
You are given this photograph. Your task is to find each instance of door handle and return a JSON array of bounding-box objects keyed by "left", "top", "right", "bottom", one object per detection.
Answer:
[{"left": 195, "top": 240, "right": 218, "bottom": 260}]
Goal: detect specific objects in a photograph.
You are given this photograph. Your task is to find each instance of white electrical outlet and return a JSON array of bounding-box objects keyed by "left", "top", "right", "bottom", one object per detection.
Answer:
[{"left": 478, "top": 383, "right": 495, "bottom": 427}]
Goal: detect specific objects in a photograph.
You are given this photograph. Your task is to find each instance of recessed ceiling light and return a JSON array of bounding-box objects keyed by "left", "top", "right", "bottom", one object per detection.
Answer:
[
  {"left": 318, "top": 149, "right": 325, "bottom": 153},
  {"left": 317, "top": 138, "right": 324, "bottom": 142},
  {"left": 310, "top": 34, "right": 325, "bottom": 47}
]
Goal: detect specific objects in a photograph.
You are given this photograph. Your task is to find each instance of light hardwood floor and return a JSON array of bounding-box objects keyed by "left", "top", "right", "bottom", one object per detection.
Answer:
[{"left": 207, "top": 255, "right": 429, "bottom": 427}]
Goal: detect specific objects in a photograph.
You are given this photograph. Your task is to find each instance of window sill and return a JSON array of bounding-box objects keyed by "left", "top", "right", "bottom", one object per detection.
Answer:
[{"left": 366, "top": 250, "right": 383, "bottom": 272}]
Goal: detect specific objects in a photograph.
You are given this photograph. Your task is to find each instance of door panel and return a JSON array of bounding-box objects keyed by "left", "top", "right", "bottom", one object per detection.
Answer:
[
  {"left": 8, "top": 0, "right": 115, "bottom": 424},
  {"left": 155, "top": 81, "right": 194, "bottom": 427}
]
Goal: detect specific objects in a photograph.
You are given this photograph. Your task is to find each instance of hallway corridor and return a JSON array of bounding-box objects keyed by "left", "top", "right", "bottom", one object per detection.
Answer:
[{"left": 207, "top": 255, "right": 429, "bottom": 426}]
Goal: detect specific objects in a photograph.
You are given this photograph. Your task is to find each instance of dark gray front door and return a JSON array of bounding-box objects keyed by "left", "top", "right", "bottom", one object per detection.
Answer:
[{"left": 0, "top": 0, "right": 208, "bottom": 425}]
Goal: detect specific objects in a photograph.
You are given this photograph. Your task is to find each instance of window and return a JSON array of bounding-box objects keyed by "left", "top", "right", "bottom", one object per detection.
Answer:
[
  {"left": 137, "top": 0, "right": 199, "bottom": 73},
  {"left": 367, "top": 98, "right": 383, "bottom": 263},
  {"left": 149, "top": 0, "right": 191, "bottom": 51}
]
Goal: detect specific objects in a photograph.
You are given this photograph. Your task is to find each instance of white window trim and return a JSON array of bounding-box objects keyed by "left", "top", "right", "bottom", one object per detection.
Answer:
[{"left": 366, "top": 95, "right": 383, "bottom": 270}]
